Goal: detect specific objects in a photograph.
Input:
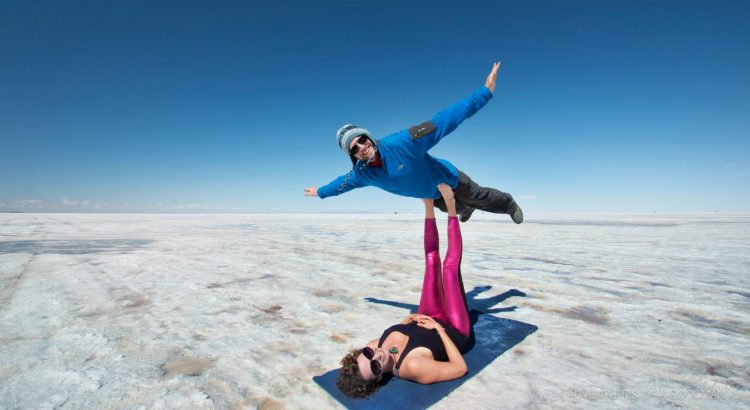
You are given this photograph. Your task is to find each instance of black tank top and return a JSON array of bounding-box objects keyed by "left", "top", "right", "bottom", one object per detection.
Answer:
[{"left": 378, "top": 321, "right": 448, "bottom": 370}]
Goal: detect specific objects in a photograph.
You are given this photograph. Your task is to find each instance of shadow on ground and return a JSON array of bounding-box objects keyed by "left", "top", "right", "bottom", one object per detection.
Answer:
[{"left": 365, "top": 285, "right": 528, "bottom": 317}]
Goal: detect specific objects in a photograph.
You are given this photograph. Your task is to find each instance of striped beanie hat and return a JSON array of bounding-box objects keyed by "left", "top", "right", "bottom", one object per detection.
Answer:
[{"left": 336, "top": 124, "right": 371, "bottom": 155}]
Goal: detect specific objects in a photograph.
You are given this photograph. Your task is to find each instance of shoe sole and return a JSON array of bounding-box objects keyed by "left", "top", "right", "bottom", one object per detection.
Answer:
[{"left": 511, "top": 207, "right": 524, "bottom": 224}]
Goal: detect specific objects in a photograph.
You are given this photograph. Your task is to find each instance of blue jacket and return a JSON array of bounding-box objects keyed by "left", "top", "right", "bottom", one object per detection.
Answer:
[{"left": 317, "top": 86, "right": 493, "bottom": 200}]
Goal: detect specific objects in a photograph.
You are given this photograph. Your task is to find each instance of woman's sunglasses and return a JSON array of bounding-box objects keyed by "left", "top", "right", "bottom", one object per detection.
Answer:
[
  {"left": 362, "top": 347, "right": 382, "bottom": 376},
  {"left": 349, "top": 135, "right": 369, "bottom": 155}
]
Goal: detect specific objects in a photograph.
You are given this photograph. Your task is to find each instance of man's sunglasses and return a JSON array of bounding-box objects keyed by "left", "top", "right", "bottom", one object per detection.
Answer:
[
  {"left": 362, "top": 347, "right": 382, "bottom": 376},
  {"left": 349, "top": 135, "right": 369, "bottom": 155}
]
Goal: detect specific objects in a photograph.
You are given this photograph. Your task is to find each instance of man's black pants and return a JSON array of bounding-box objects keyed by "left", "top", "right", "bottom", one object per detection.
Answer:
[{"left": 434, "top": 170, "right": 516, "bottom": 216}]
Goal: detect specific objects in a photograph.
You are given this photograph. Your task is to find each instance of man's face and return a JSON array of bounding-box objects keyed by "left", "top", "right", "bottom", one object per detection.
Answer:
[{"left": 349, "top": 135, "right": 374, "bottom": 161}]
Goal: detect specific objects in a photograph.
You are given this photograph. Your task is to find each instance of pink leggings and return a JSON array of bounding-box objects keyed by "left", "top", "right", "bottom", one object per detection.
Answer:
[{"left": 418, "top": 216, "right": 470, "bottom": 337}]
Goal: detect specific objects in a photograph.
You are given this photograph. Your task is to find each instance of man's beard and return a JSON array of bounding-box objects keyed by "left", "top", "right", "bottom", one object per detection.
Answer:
[{"left": 365, "top": 145, "right": 378, "bottom": 163}]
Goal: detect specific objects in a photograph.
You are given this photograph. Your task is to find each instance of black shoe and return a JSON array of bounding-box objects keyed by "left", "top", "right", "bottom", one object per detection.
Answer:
[
  {"left": 510, "top": 204, "right": 524, "bottom": 224},
  {"left": 459, "top": 207, "right": 475, "bottom": 223}
]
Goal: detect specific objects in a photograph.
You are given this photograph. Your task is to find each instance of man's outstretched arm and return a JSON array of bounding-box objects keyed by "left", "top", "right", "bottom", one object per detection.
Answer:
[
  {"left": 304, "top": 171, "right": 363, "bottom": 199},
  {"left": 411, "top": 62, "right": 500, "bottom": 150}
]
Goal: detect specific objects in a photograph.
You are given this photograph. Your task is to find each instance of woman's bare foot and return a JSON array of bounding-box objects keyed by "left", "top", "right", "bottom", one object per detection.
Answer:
[
  {"left": 437, "top": 184, "right": 457, "bottom": 217},
  {"left": 423, "top": 198, "right": 435, "bottom": 219}
]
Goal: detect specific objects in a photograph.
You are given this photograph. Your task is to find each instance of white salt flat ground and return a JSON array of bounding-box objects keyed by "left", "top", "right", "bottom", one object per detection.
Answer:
[{"left": 0, "top": 213, "right": 748, "bottom": 409}]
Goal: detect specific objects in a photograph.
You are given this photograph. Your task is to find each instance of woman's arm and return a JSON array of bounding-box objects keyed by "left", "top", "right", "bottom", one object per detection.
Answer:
[{"left": 401, "top": 316, "right": 468, "bottom": 384}]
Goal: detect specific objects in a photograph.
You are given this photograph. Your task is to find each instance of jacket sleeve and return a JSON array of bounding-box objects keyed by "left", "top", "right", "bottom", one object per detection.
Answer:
[
  {"left": 411, "top": 86, "right": 494, "bottom": 151},
  {"left": 317, "top": 170, "right": 364, "bottom": 199}
]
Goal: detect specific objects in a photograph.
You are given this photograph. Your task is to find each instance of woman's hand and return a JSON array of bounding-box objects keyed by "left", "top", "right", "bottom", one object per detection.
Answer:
[
  {"left": 403, "top": 313, "right": 424, "bottom": 322},
  {"left": 303, "top": 187, "right": 318, "bottom": 196},
  {"left": 401, "top": 313, "right": 417, "bottom": 324},
  {"left": 415, "top": 315, "right": 444, "bottom": 331},
  {"left": 404, "top": 313, "right": 433, "bottom": 324}
]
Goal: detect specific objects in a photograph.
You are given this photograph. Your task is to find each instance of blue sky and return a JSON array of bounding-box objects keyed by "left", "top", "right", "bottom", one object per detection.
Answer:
[{"left": 1, "top": 0, "right": 748, "bottom": 214}]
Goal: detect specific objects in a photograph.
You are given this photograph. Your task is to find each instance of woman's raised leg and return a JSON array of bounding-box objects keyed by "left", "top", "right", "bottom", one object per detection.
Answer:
[
  {"left": 437, "top": 184, "right": 471, "bottom": 337},
  {"left": 418, "top": 198, "right": 444, "bottom": 318}
]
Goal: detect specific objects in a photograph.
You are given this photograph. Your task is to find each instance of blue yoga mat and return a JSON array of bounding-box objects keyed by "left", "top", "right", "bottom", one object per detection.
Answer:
[{"left": 313, "top": 309, "right": 537, "bottom": 409}]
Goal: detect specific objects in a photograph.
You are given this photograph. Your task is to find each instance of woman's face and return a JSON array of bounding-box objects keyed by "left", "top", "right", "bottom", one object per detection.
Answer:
[{"left": 356, "top": 346, "right": 389, "bottom": 382}]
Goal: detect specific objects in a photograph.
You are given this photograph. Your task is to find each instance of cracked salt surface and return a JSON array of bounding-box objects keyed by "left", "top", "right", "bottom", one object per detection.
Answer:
[{"left": 0, "top": 213, "right": 748, "bottom": 409}]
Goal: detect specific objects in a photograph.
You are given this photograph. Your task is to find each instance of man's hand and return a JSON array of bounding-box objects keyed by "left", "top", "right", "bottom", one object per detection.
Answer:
[
  {"left": 485, "top": 61, "right": 501, "bottom": 93},
  {"left": 303, "top": 187, "right": 318, "bottom": 197}
]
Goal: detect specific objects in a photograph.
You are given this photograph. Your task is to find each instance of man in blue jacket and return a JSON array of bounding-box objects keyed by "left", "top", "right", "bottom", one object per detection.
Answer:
[{"left": 303, "top": 62, "right": 522, "bottom": 224}]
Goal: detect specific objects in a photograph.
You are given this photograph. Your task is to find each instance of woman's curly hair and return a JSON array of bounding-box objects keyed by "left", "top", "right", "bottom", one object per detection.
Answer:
[{"left": 336, "top": 348, "right": 382, "bottom": 398}]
